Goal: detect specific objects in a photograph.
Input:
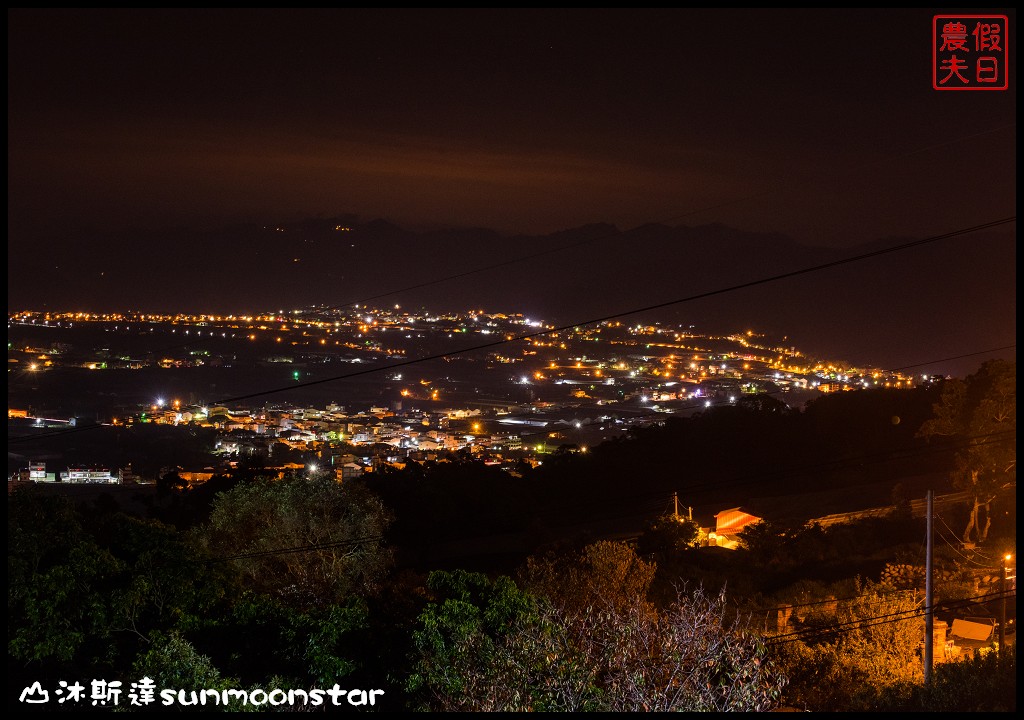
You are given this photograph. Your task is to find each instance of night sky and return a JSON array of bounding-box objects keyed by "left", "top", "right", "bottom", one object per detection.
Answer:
[{"left": 7, "top": 8, "right": 1017, "bottom": 374}]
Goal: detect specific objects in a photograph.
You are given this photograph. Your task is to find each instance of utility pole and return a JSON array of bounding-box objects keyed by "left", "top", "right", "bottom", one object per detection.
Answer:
[
  {"left": 924, "top": 490, "right": 933, "bottom": 685},
  {"left": 1000, "top": 553, "right": 1012, "bottom": 659}
]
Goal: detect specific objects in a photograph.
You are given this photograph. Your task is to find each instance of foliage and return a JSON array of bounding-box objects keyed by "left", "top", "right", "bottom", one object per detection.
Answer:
[
  {"left": 132, "top": 632, "right": 240, "bottom": 700},
  {"left": 362, "top": 458, "right": 532, "bottom": 550},
  {"left": 407, "top": 569, "right": 788, "bottom": 712},
  {"left": 8, "top": 486, "right": 242, "bottom": 710},
  {"left": 519, "top": 540, "right": 657, "bottom": 616},
  {"left": 637, "top": 513, "right": 703, "bottom": 559},
  {"left": 93, "top": 513, "right": 233, "bottom": 641},
  {"left": 768, "top": 578, "right": 924, "bottom": 711},
  {"left": 153, "top": 471, "right": 244, "bottom": 530},
  {"left": 203, "top": 593, "right": 369, "bottom": 689},
  {"left": 735, "top": 392, "right": 794, "bottom": 414},
  {"left": 738, "top": 518, "right": 789, "bottom": 566},
  {"left": 886, "top": 648, "right": 1016, "bottom": 711},
  {"left": 917, "top": 359, "right": 1016, "bottom": 543},
  {"left": 8, "top": 489, "right": 121, "bottom": 666},
  {"left": 406, "top": 569, "right": 596, "bottom": 712},
  {"left": 193, "top": 475, "right": 393, "bottom": 606},
  {"left": 574, "top": 585, "right": 788, "bottom": 712}
]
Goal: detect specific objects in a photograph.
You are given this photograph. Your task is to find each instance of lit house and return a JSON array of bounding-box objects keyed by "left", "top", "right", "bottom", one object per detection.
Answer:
[{"left": 707, "top": 506, "right": 763, "bottom": 549}]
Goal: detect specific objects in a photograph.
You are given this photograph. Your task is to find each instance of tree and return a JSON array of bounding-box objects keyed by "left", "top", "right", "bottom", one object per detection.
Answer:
[
  {"left": 94, "top": 512, "right": 235, "bottom": 649},
  {"left": 736, "top": 392, "right": 793, "bottom": 415},
  {"left": 917, "top": 360, "right": 1016, "bottom": 543},
  {"left": 8, "top": 488, "right": 237, "bottom": 689},
  {"left": 193, "top": 475, "right": 393, "bottom": 607},
  {"left": 8, "top": 489, "right": 120, "bottom": 666},
  {"left": 132, "top": 632, "right": 246, "bottom": 709},
  {"left": 575, "top": 585, "right": 788, "bottom": 712},
  {"left": 738, "top": 518, "right": 789, "bottom": 566},
  {"left": 768, "top": 578, "right": 924, "bottom": 711},
  {"left": 519, "top": 540, "right": 657, "bottom": 616},
  {"left": 407, "top": 570, "right": 789, "bottom": 712},
  {"left": 638, "top": 513, "right": 704, "bottom": 559},
  {"left": 206, "top": 593, "right": 369, "bottom": 690},
  {"left": 890, "top": 647, "right": 1016, "bottom": 711},
  {"left": 406, "top": 570, "right": 598, "bottom": 712}
]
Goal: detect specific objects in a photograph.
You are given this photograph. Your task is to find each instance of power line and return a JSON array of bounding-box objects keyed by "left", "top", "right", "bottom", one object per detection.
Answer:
[
  {"left": 207, "top": 535, "right": 387, "bottom": 564},
  {"left": 930, "top": 528, "right": 995, "bottom": 568},
  {"left": 767, "top": 598, "right": 925, "bottom": 644},
  {"left": 7, "top": 393, "right": 1014, "bottom": 536},
  {"left": 6, "top": 404, "right": 1012, "bottom": 562},
  {"left": 8, "top": 215, "right": 1014, "bottom": 444},
  {"left": 299, "top": 122, "right": 1018, "bottom": 313},
  {"left": 209, "top": 217, "right": 1017, "bottom": 406},
  {"left": 12, "top": 125, "right": 1012, "bottom": 372},
  {"left": 454, "top": 341, "right": 1015, "bottom": 452},
  {"left": 889, "top": 345, "right": 1016, "bottom": 373},
  {"left": 362, "top": 429, "right": 1013, "bottom": 551},
  {"left": 933, "top": 513, "right": 1002, "bottom": 566},
  {"left": 764, "top": 588, "right": 1015, "bottom": 646},
  {"left": 754, "top": 588, "right": 919, "bottom": 616}
]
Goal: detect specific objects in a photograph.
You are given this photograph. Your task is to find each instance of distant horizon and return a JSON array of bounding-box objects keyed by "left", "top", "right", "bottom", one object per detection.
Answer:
[
  {"left": 8, "top": 302, "right": 1014, "bottom": 385},
  {"left": 8, "top": 218, "right": 1014, "bottom": 378},
  {"left": 8, "top": 8, "right": 1015, "bottom": 387}
]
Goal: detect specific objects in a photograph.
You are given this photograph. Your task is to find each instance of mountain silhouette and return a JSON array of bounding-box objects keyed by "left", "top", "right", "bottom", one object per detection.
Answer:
[{"left": 8, "top": 216, "right": 1014, "bottom": 374}]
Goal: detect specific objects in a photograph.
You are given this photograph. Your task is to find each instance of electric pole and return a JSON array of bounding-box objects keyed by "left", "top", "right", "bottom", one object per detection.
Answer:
[
  {"left": 1000, "top": 554, "right": 1012, "bottom": 659},
  {"left": 924, "top": 490, "right": 933, "bottom": 684}
]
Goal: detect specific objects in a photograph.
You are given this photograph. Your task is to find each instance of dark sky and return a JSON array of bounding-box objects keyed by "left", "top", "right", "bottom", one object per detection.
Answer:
[
  {"left": 7, "top": 8, "right": 1017, "bottom": 374},
  {"left": 9, "top": 8, "right": 1016, "bottom": 240}
]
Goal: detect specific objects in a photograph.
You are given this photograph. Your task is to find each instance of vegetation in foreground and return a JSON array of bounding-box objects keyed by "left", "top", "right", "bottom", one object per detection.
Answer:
[{"left": 8, "top": 362, "right": 1016, "bottom": 711}]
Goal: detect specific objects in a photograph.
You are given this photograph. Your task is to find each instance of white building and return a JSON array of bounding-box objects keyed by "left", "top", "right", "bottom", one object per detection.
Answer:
[{"left": 60, "top": 467, "right": 118, "bottom": 484}]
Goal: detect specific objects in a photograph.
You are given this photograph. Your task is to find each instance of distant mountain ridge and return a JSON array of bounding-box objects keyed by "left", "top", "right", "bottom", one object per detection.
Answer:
[{"left": 8, "top": 216, "right": 1015, "bottom": 374}]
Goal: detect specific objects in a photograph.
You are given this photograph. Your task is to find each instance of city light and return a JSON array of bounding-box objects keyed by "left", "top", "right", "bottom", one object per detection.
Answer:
[{"left": 8, "top": 306, "right": 924, "bottom": 482}]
